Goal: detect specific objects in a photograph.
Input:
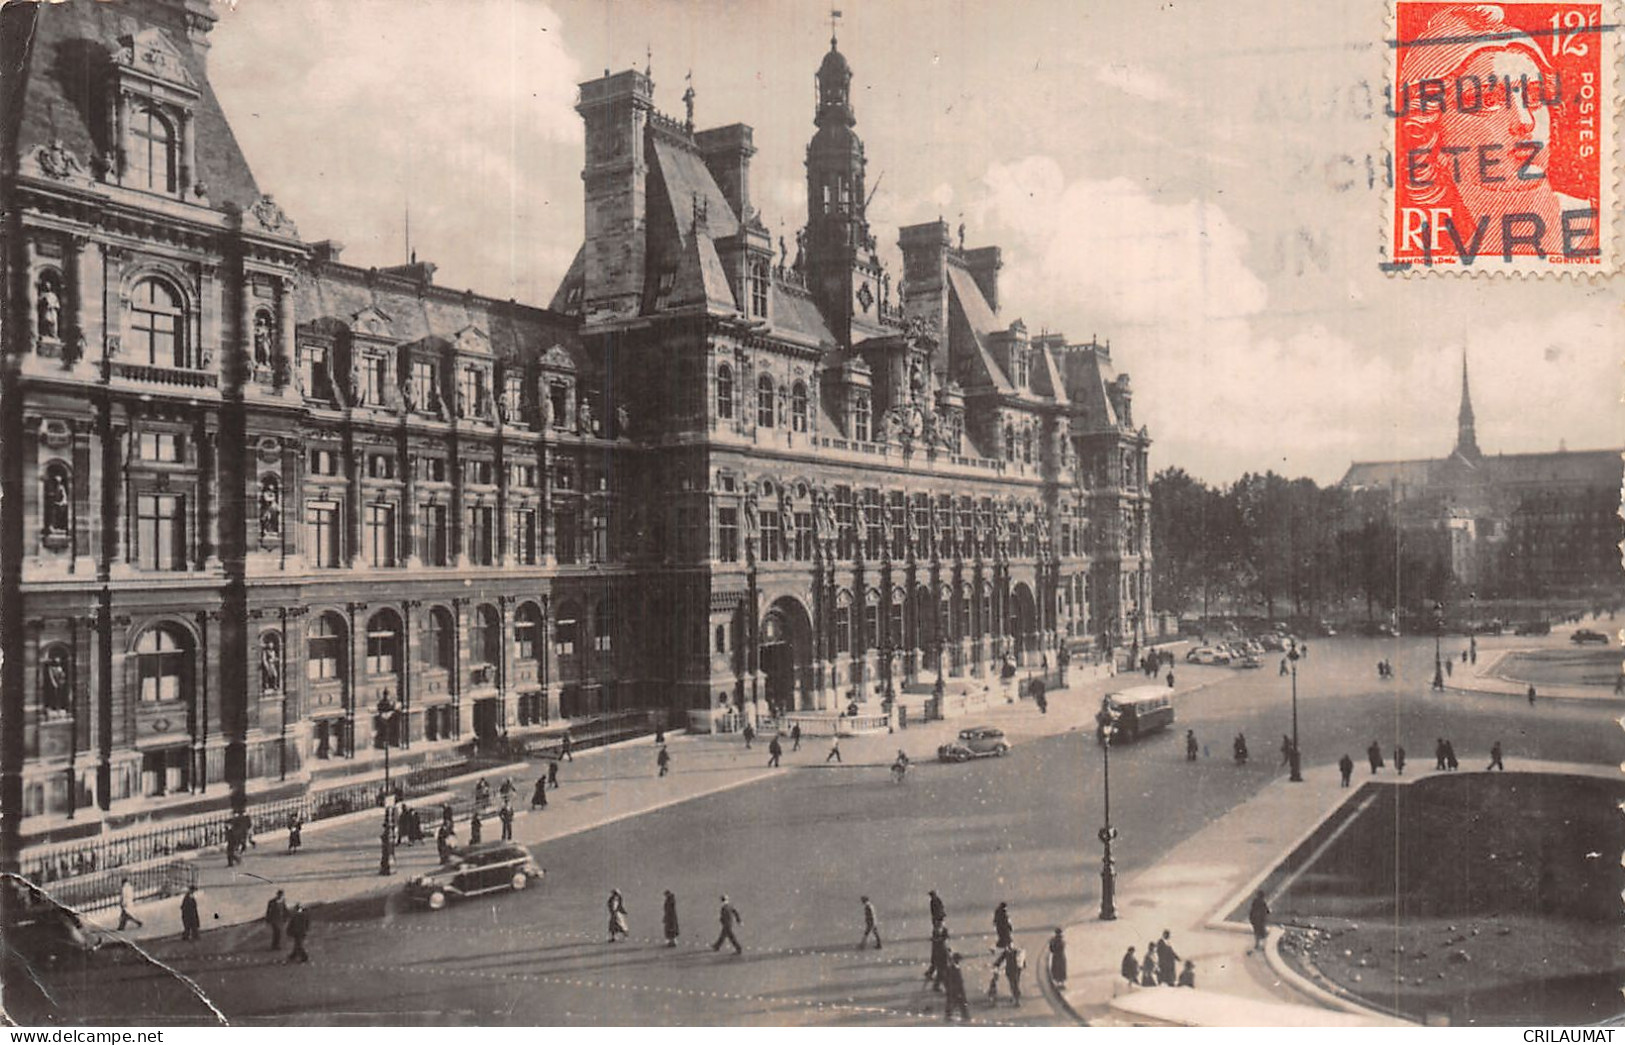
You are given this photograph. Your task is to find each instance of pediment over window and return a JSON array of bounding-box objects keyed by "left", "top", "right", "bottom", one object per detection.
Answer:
[
  {"left": 350, "top": 306, "right": 393, "bottom": 337},
  {"left": 539, "top": 344, "right": 576, "bottom": 372},
  {"left": 115, "top": 28, "right": 198, "bottom": 92},
  {"left": 454, "top": 325, "right": 491, "bottom": 357}
]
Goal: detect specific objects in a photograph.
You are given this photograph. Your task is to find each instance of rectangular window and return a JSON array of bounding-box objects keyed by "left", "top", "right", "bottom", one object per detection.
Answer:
[
  {"left": 864, "top": 604, "right": 879, "bottom": 653},
  {"left": 835, "top": 604, "right": 851, "bottom": 654},
  {"left": 555, "top": 507, "right": 578, "bottom": 564},
  {"left": 308, "top": 636, "right": 341, "bottom": 682},
  {"left": 362, "top": 354, "right": 388, "bottom": 407},
  {"left": 590, "top": 510, "right": 609, "bottom": 564},
  {"left": 760, "top": 509, "right": 781, "bottom": 562},
  {"left": 365, "top": 503, "right": 395, "bottom": 567},
  {"left": 419, "top": 504, "right": 447, "bottom": 565},
  {"left": 718, "top": 508, "right": 739, "bottom": 563},
  {"left": 853, "top": 394, "right": 870, "bottom": 443},
  {"left": 412, "top": 360, "right": 438, "bottom": 412},
  {"left": 367, "top": 453, "right": 395, "bottom": 480},
  {"left": 366, "top": 626, "right": 395, "bottom": 676},
  {"left": 137, "top": 432, "right": 182, "bottom": 463},
  {"left": 864, "top": 491, "right": 883, "bottom": 561},
  {"left": 794, "top": 511, "right": 813, "bottom": 561},
  {"left": 749, "top": 262, "right": 769, "bottom": 316},
  {"left": 301, "top": 345, "right": 333, "bottom": 403},
  {"left": 306, "top": 502, "right": 341, "bottom": 568},
  {"left": 835, "top": 486, "right": 855, "bottom": 560},
  {"left": 889, "top": 494, "right": 906, "bottom": 561},
  {"left": 460, "top": 367, "right": 487, "bottom": 418},
  {"left": 136, "top": 494, "right": 185, "bottom": 571},
  {"left": 549, "top": 382, "right": 569, "bottom": 427},
  {"left": 504, "top": 374, "right": 525, "bottom": 420},
  {"left": 464, "top": 459, "right": 493, "bottom": 486},
  {"left": 418, "top": 457, "right": 446, "bottom": 483},
  {"left": 468, "top": 506, "right": 495, "bottom": 565},
  {"left": 309, "top": 448, "right": 339, "bottom": 476},
  {"left": 513, "top": 509, "right": 536, "bottom": 565},
  {"left": 510, "top": 463, "right": 537, "bottom": 489}
]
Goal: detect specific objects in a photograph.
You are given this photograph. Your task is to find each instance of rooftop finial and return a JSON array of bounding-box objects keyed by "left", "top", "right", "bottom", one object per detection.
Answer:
[
  {"left": 830, "top": 6, "right": 842, "bottom": 47},
  {"left": 682, "top": 69, "right": 695, "bottom": 130},
  {"left": 644, "top": 43, "right": 652, "bottom": 79}
]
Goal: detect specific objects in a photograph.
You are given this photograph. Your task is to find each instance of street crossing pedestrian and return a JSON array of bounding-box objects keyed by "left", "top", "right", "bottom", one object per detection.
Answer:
[
  {"left": 924, "top": 923, "right": 950, "bottom": 989},
  {"left": 712, "top": 895, "right": 743, "bottom": 954},
  {"left": 791, "top": 723, "right": 802, "bottom": 751},
  {"left": 1367, "top": 740, "right": 1384, "bottom": 774},
  {"left": 117, "top": 877, "right": 143, "bottom": 931},
  {"left": 928, "top": 888, "right": 946, "bottom": 930},
  {"left": 286, "top": 902, "right": 311, "bottom": 963},
  {"left": 561, "top": 732, "right": 574, "bottom": 761},
  {"left": 743, "top": 723, "right": 756, "bottom": 749},
  {"left": 826, "top": 735, "right": 842, "bottom": 763},
  {"left": 1139, "top": 946, "right": 1158, "bottom": 986},
  {"left": 993, "top": 901, "right": 1012, "bottom": 949},
  {"left": 1048, "top": 929, "right": 1068, "bottom": 987},
  {"left": 663, "top": 890, "right": 680, "bottom": 948},
  {"left": 995, "top": 943, "right": 1025, "bottom": 1006},
  {"left": 1186, "top": 730, "right": 1198, "bottom": 762},
  {"left": 1435, "top": 737, "right": 1448, "bottom": 771},
  {"left": 548, "top": 759, "right": 560, "bottom": 790},
  {"left": 286, "top": 812, "right": 303, "bottom": 853},
  {"left": 180, "top": 885, "right": 201, "bottom": 942},
  {"left": 1178, "top": 960, "right": 1196, "bottom": 987},
  {"left": 1279, "top": 735, "right": 1293, "bottom": 767},
  {"left": 657, "top": 744, "right": 671, "bottom": 777},
  {"left": 767, "top": 735, "right": 782, "bottom": 767},
  {"left": 1155, "top": 929, "right": 1179, "bottom": 986},
  {"left": 1121, "top": 945, "right": 1139, "bottom": 986},
  {"left": 265, "top": 889, "right": 287, "bottom": 951},
  {"left": 1248, "top": 891, "right": 1270, "bottom": 953},
  {"left": 1338, "top": 753, "right": 1355, "bottom": 787},
  {"left": 531, "top": 778, "right": 548, "bottom": 809},
  {"left": 469, "top": 811, "right": 483, "bottom": 845},
  {"left": 499, "top": 804, "right": 514, "bottom": 841},
  {"left": 942, "top": 952, "right": 970, "bottom": 1022},
  {"left": 1445, "top": 739, "right": 1459, "bottom": 770},
  {"left": 858, "top": 895, "right": 883, "bottom": 950},
  {"left": 1394, "top": 745, "right": 1406, "bottom": 775},
  {"left": 1487, "top": 740, "right": 1505, "bottom": 771},
  {"left": 606, "top": 889, "right": 629, "bottom": 942}
]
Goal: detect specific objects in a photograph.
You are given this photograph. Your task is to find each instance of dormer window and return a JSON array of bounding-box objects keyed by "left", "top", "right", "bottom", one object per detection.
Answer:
[
  {"left": 107, "top": 29, "right": 201, "bottom": 200},
  {"left": 749, "top": 260, "right": 769, "bottom": 317},
  {"left": 128, "top": 106, "right": 177, "bottom": 194}
]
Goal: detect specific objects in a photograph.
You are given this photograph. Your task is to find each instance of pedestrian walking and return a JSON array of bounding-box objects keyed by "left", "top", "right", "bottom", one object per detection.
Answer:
[
  {"left": 791, "top": 722, "right": 802, "bottom": 751},
  {"left": 993, "top": 901, "right": 1012, "bottom": 949},
  {"left": 663, "top": 890, "right": 680, "bottom": 948},
  {"left": 943, "top": 952, "right": 970, "bottom": 1022},
  {"left": 1394, "top": 745, "right": 1406, "bottom": 775},
  {"left": 474, "top": 777, "right": 491, "bottom": 811},
  {"left": 1139, "top": 947, "right": 1158, "bottom": 987},
  {"left": 1048, "top": 928, "right": 1068, "bottom": 987},
  {"left": 1118, "top": 949, "right": 1144, "bottom": 988},
  {"left": 1281, "top": 658, "right": 1290, "bottom": 676},
  {"left": 116, "top": 877, "right": 144, "bottom": 931},
  {"left": 1367, "top": 740, "right": 1384, "bottom": 774},
  {"left": 1338, "top": 753, "right": 1355, "bottom": 787},
  {"left": 1487, "top": 740, "right": 1505, "bottom": 771},
  {"left": 1233, "top": 733, "right": 1249, "bottom": 765},
  {"left": 1279, "top": 734, "right": 1293, "bottom": 767},
  {"left": 180, "top": 885, "right": 201, "bottom": 942},
  {"left": 858, "top": 895, "right": 883, "bottom": 950},
  {"left": 657, "top": 744, "right": 671, "bottom": 777},
  {"left": 441, "top": 802, "right": 455, "bottom": 830},
  {"left": 1527, "top": 684, "right": 1537, "bottom": 705},
  {"left": 1445, "top": 659, "right": 1453, "bottom": 677},
  {"left": 265, "top": 889, "right": 288, "bottom": 950},
  {"left": 286, "top": 902, "right": 311, "bottom": 963},
  {"left": 712, "top": 895, "right": 743, "bottom": 954},
  {"left": 1462, "top": 649, "right": 1469, "bottom": 664},
  {"left": 1185, "top": 730, "right": 1198, "bottom": 762},
  {"left": 499, "top": 804, "right": 514, "bottom": 841},
  {"left": 1178, "top": 960, "right": 1196, "bottom": 988},
  {"left": 1155, "top": 929, "right": 1179, "bottom": 986},
  {"left": 1445, "top": 739, "right": 1459, "bottom": 771},
  {"left": 606, "top": 889, "right": 629, "bottom": 942},
  {"left": 742, "top": 723, "right": 755, "bottom": 749},
  {"left": 469, "top": 811, "right": 483, "bottom": 845},
  {"left": 826, "top": 735, "right": 842, "bottom": 763},
  {"left": 436, "top": 822, "right": 457, "bottom": 863},
  {"left": 548, "top": 759, "right": 560, "bottom": 790},
  {"left": 1166, "top": 670, "right": 1175, "bottom": 689},
  {"left": 929, "top": 888, "right": 946, "bottom": 929},
  {"left": 560, "top": 732, "right": 574, "bottom": 761},
  {"left": 767, "top": 735, "right": 782, "bottom": 767},
  {"left": 286, "top": 812, "right": 303, "bottom": 853},
  {"left": 499, "top": 777, "right": 515, "bottom": 805},
  {"left": 985, "top": 947, "right": 1005, "bottom": 1003},
  {"left": 997, "top": 943, "right": 1025, "bottom": 1007},
  {"left": 925, "top": 923, "right": 950, "bottom": 989},
  {"left": 531, "top": 777, "right": 549, "bottom": 810},
  {"left": 1434, "top": 737, "right": 1448, "bottom": 771},
  {"left": 1248, "top": 891, "right": 1269, "bottom": 952}
]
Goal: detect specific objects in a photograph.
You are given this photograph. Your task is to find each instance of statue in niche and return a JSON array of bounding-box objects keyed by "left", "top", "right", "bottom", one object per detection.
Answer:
[
  {"left": 615, "top": 403, "right": 631, "bottom": 439},
  {"left": 814, "top": 491, "right": 835, "bottom": 544},
  {"left": 259, "top": 475, "right": 282, "bottom": 537},
  {"left": 743, "top": 492, "right": 760, "bottom": 555},
  {"left": 252, "top": 312, "right": 273, "bottom": 367},
  {"left": 400, "top": 377, "right": 418, "bottom": 414},
  {"left": 351, "top": 361, "right": 367, "bottom": 407},
  {"left": 779, "top": 489, "right": 794, "bottom": 558},
  {"left": 36, "top": 274, "right": 61, "bottom": 341},
  {"left": 904, "top": 503, "right": 919, "bottom": 551},
  {"left": 878, "top": 503, "right": 895, "bottom": 551},
  {"left": 909, "top": 358, "right": 924, "bottom": 399},
  {"left": 260, "top": 633, "right": 282, "bottom": 693},
  {"left": 994, "top": 507, "right": 1011, "bottom": 554},
  {"left": 42, "top": 647, "right": 70, "bottom": 711},
  {"left": 43, "top": 468, "right": 70, "bottom": 535},
  {"left": 577, "top": 397, "right": 594, "bottom": 436},
  {"left": 537, "top": 391, "right": 553, "bottom": 430}
]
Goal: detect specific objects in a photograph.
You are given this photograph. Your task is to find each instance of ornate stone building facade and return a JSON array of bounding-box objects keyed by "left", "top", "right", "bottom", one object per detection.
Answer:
[{"left": 0, "top": 1, "right": 1153, "bottom": 849}]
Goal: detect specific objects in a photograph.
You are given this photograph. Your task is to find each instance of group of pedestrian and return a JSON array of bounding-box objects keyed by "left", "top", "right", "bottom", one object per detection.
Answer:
[
  {"left": 1375, "top": 659, "right": 1394, "bottom": 679},
  {"left": 1120, "top": 929, "right": 1193, "bottom": 989},
  {"left": 262, "top": 888, "right": 312, "bottom": 962}
]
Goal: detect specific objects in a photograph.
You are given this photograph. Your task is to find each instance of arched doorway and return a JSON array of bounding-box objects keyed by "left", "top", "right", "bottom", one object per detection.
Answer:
[
  {"left": 1010, "top": 582, "right": 1039, "bottom": 659},
  {"left": 760, "top": 596, "right": 814, "bottom": 714}
]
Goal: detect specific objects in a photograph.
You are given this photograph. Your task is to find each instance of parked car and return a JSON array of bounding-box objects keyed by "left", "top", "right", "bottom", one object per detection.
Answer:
[
  {"left": 1514, "top": 620, "right": 1551, "bottom": 636},
  {"left": 1572, "top": 628, "right": 1609, "bottom": 645},
  {"left": 405, "top": 841, "right": 543, "bottom": 911},
  {"left": 1231, "top": 654, "right": 1263, "bottom": 669},
  {"left": 1258, "top": 633, "right": 1285, "bottom": 652},
  {"left": 937, "top": 726, "right": 1010, "bottom": 762},
  {"left": 1185, "top": 646, "right": 1230, "bottom": 665}
]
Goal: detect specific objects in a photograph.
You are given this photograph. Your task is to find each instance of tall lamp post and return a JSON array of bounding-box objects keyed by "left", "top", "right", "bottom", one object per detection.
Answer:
[
  {"left": 1095, "top": 698, "right": 1121, "bottom": 920},
  {"left": 1432, "top": 601, "right": 1446, "bottom": 691},
  {"left": 1286, "top": 640, "right": 1303, "bottom": 782},
  {"left": 376, "top": 693, "right": 398, "bottom": 876}
]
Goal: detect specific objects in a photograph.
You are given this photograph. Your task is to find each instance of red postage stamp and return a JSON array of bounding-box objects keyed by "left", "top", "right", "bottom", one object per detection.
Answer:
[{"left": 1387, "top": 0, "right": 1619, "bottom": 272}]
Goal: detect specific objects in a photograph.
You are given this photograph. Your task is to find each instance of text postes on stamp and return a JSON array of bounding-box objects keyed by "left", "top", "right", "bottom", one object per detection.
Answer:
[{"left": 1387, "top": 0, "right": 1619, "bottom": 273}]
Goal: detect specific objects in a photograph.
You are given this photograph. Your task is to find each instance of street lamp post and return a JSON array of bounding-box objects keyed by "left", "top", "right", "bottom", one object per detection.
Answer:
[
  {"left": 1095, "top": 699, "right": 1120, "bottom": 920},
  {"left": 1433, "top": 601, "right": 1446, "bottom": 691},
  {"left": 1287, "top": 641, "right": 1302, "bottom": 782},
  {"left": 376, "top": 693, "right": 398, "bottom": 876}
]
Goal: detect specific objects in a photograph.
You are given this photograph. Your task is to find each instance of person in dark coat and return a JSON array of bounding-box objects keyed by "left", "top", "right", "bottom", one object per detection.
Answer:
[
  {"left": 1048, "top": 928, "right": 1068, "bottom": 986},
  {"left": 265, "top": 889, "right": 288, "bottom": 950},
  {"left": 1338, "top": 753, "right": 1355, "bottom": 787},
  {"left": 468, "top": 811, "right": 483, "bottom": 845},
  {"left": 1233, "top": 733, "right": 1248, "bottom": 765},
  {"left": 791, "top": 722, "right": 802, "bottom": 751},
  {"left": 925, "top": 923, "right": 950, "bottom": 990},
  {"left": 286, "top": 902, "right": 311, "bottom": 963},
  {"left": 1487, "top": 740, "right": 1505, "bottom": 771},
  {"left": 657, "top": 745, "right": 671, "bottom": 777},
  {"left": 1445, "top": 739, "right": 1459, "bottom": 771},
  {"left": 1366, "top": 740, "right": 1384, "bottom": 773},
  {"left": 1155, "top": 929, "right": 1179, "bottom": 986},
  {"left": 858, "top": 895, "right": 882, "bottom": 950},
  {"left": 662, "top": 890, "right": 680, "bottom": 948},
  {"left": 767, "top": 735, "right": 782, "bottom": 767},
  {"left": 473, "top": 777, "right": 491, "bottom": 811},
  {"left": 1394, "top": 745, "right": 1407, "bottom": 775},
  {"left": 996, "top": 943, "right": 1024, "bottom": 1007},
  {"left": 712, "top": 895, "right": 743, "bottom": 954},
  {"left": 548, "top": 759, "right": 560, "bottom": 790},
  {"left": 180, "top": 885, "right": 201, "bottom": 941},
  {"left": 1140, "top": 947, "right": 1158, "bottom": 986},
  {"left": 1527, "top": 684, "right": 1537, "bottom": 705},
  {"left": 742, "top": 723, "right": 755, "bottom": 749},
  {"left": 1121, "top": 945, "right": 1140, "bottom": 986},
  {"left": 928, "top": 889, "right": 946, "bottom": 929},
  {"left": 993, "top": 901, "right": 1013, "bottom": 949},
  {"left": 286, "top": 812, "right": 303, "bottom": 853},
  {"left": 1434, "top": 737, "right": 1448, "bottom": 771},
  {"left": 825, "top": 736, "right": 842, "bottom": 763},
  {"left": 1186, "top": 730, "right": 1199, "bottom": 761},
  {"left": 1279, "top": 735, "right": 1294, "bottom": 767},
  {"left": 498, "top": 804, "right": 514, "bottom": 841},
  {"left": 943, "top": 952, "right": 970, "bottom": 1022},
  {"left": 1248, "top": 891, "right": 1270, "bottom": 952},
  {"left": 531, "top": 778, "right": 548, "bottom": 810},
  {"left": 1178, "top": 960, "right": 1196, "bottom": 987},
  {"left": 560, "top": 732, "right": 574, "bottom": 761}
]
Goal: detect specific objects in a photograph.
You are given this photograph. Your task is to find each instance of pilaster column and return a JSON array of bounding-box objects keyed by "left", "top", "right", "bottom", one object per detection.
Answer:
[{"left": 275, "top": 277, "right": 295, "bottom": 391}]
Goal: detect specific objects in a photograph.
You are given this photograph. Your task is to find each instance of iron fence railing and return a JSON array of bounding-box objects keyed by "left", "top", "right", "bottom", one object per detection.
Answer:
[{"left": 38, "top": 859, "right": 199, "bottom": 915}]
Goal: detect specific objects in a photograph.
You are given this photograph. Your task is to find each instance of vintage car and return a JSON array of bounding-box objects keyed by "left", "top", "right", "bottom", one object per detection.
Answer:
[
  {"left": 1231, "top": 654, "right": 1263, "bottom": 669},
  {"left": 937, "top": 726, "right": 1010, "bottom": 762},
  {"left": 1571, "top": 628, "right": 1609, "bottom": 645},
  {"left": 405, "top": 841, "right": 543, "bottom": 910},
  {"left": 1185, "top": 646, "right": 1231, "bottom": 665}
]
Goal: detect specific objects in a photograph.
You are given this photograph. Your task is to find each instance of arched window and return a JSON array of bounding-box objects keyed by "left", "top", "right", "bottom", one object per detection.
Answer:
[
  {"left": 791, "top": 381, "right": 808, "bottom": 432},
  {"left": 128, "top": 105, "right": 177, "bottom": 193},
  {"left": 135, "top": 624, "right": 190, "bottom": 702},
  {"left": 128, "top": 278, "right": 184, "bottom": 367},
  {"left": 757, "top": 375, "right": 776, "bottom": 428},
  {"left": 365, "top": 610, "right": 401, "bottom": 676},
  {"left": 514, "top": 602, "right": 542, "bottom": 661},
  {"left": 469, "top": 604, "right": 502, "bottom": 668},
  {"left": 716, "top": 364, "right": 734, "bottom": 420},
  {"left": 423, "top": 606, "right": 455, "bottom": 670},
  {"left": 306, "top": 613, "right": 345, "bottom": 681},
  {"left": 852, "top": 393, "right": 870, "bottom": 442}
]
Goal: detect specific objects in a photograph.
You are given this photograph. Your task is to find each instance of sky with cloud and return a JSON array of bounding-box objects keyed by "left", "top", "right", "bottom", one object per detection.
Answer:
[{"left": 209, "top": 0, "right": 1622, "bottom": 485}]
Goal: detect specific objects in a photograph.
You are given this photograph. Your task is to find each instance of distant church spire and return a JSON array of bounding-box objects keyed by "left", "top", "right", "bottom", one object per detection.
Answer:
[{"left": 1455, "top": 349, "right": 1481, "bottom": 460}]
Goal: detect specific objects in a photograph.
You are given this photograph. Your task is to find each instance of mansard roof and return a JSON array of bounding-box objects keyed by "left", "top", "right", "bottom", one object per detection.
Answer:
[
  {"left": 945, "top": 265, "right": 1013, "bottom": 395},
  {"left": 1341, "top": 448, "right": 1621, "bottom": 492}
]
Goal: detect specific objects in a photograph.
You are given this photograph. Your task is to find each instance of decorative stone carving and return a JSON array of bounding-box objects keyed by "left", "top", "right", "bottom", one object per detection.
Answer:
[
  {"left": 260, "top": 632, "right": 282, "bottom": 693},
  {"left": 35, "top": 141, "right": 84, "bottom": 180},
  {"left": 35, "top": 272, "right": 62, "bottom": 341},
  {"left": 252, "top": 311, "right": 274, "bottom": 366},
  {"left": 42, "top": 467, "right": 71, "bottom": 535},
  {"left": 116, "top": 28, "right": 198, "bottom": 87},
  {"left": 42, "top": 646, "right": 71, "bottom": 713},
  {"left": 577, "top": 398, "right": 594, "bottom": 436},
  {"left": 250, "top": 195, "right": 297, "bottom": 236},
  {"left": 259, "top": 474, "right": 281, "bottom": 538},
  {"left": 615, "top": 403, "right": 631, "bottom": 439}
]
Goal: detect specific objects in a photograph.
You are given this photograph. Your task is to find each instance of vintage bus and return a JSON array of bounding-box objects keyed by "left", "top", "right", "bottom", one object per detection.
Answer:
[{"left": 1099, "top": 685, "right": 1176, "bottom": 744}]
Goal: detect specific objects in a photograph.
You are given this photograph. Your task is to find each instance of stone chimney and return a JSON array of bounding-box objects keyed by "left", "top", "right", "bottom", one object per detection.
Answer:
[
  {"left": 961, "top": 245, "right": 1002, "bottom": 313},
  {"left": 576, "top": 69, "right": 655, "bottom": 323},
  {"left": 695, "top": 123, "right": 755, "bottom": 224}
]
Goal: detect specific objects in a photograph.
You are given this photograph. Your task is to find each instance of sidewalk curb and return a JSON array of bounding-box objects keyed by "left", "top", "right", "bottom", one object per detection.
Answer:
[
  {"left": 1262, "top": 929, "right": 1418, "bottom": 1025},
  {"left": 1040, "top": 944, "right": 1087, "bottom": 1025}
]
